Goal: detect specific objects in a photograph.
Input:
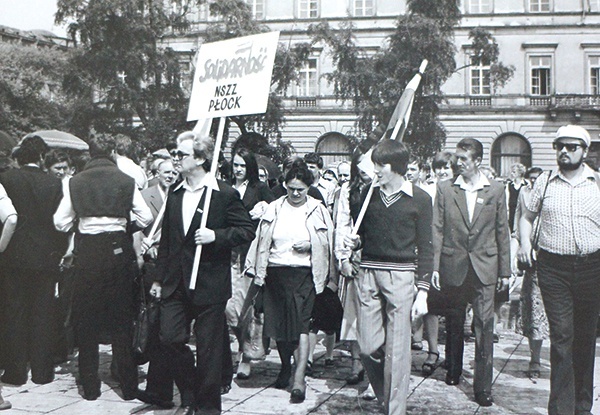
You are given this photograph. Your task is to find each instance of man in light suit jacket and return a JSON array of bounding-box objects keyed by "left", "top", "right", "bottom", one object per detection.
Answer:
[
  {"left": 431, "top": 138, "right": 510, "bottom": 407},
  {"left": 147, "top": 132, "right": 255, "bottom": 415}
]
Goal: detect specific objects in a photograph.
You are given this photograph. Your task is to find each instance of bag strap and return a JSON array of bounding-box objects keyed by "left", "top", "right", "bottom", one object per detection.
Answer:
[{"left": 531, "top": 170, "right": 552, "bottom": 250}]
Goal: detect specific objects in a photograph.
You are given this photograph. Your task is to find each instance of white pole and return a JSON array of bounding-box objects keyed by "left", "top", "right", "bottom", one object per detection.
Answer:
[{"left": 189, "top": 116, "right": 227, "bottom": 290}]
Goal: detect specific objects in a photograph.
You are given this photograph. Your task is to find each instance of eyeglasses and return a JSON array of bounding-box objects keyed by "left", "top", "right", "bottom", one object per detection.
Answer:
[
  {"left": 170, "top": 150, "right": 191, "bottom": 161},
  {"left": 553, "top": 142, "right": 585, "bottom": 152}
]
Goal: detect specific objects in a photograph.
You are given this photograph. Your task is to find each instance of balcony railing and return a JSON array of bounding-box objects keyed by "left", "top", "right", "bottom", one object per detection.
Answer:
[
  {"left": 530, "top": 96, "right": 551, "bottom": 106},
  {"left": 296, "top": 97, "right": 317, "bottom": 107},
  {"left": 553, "top": 94, "right": 600, "bottom": 108},
  {"left": 470, "top": 97, "right": 492, "bottom": 106}
]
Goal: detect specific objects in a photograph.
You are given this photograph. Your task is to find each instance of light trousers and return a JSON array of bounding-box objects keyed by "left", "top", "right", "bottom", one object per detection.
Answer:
[{"left": 354, "top": 268, "right": 414, "bottom": 415}]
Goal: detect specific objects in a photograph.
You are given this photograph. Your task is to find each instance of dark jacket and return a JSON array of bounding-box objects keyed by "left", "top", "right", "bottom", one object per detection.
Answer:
[
  {"left": 156, "top": 179, "right": 255, "bottom": 305},
  {"left": 0, "top": 166, "right": 67, "bottom": 269}
]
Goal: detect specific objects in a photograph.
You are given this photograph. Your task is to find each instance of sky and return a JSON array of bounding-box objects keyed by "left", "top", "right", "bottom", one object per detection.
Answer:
[{"left": 0, "top": 0, "right": 67, "bottom": 37}]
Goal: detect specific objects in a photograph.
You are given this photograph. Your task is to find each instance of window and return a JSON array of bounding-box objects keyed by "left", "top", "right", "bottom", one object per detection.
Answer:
[
  {"left": 590, "top": 56, "right": 600, "bottom": 95},
  {"left": 296, "top": 58, "right": 318, "bottom": 96},
  {"left": 529, "top": 0, "right": 550, "bottom": 12},
  {"left": 245, "top": 0, "right": 264, "bottom": 19},
  {"left": 315, "top": 132, "right": 354, "bottom": 167},
  {"left": 466, "top": 0, "right": 492, "bottom": 13},
  {"left": 530, "top": 56, "right": 552, "bottom": 96},
  {"left": 491, "top": 134, "right": 532, "bottom": 178},
  {"left": 470, "top": 56, "right": 491, "bottom": 95},
  {"left": 590, "top": 0, "right": 600, "bottom": 11},
  {"left": 298, "top": 0, "right": 318, "bottom": 18},
  {"left": 354, "top": 0, "right": 374, "bottom": 16}
]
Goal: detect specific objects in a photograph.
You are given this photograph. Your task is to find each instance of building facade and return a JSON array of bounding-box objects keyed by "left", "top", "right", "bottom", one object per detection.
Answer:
[{"left": 165, "top": 0, "right": 600, "bottom": 175}]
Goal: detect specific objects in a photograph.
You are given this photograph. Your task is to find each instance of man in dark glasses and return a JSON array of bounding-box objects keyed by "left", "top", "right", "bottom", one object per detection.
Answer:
[{"left": 518, "top": 125, "right": 600, "bottom": 415}]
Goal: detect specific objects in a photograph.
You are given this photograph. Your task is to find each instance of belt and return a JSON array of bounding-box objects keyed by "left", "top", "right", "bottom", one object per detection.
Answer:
[{"left": 539, "top": 249, "right": 600, "bottom": 263}]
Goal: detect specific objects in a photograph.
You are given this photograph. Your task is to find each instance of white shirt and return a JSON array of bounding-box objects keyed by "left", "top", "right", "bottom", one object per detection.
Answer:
[
  {"left": 54, "top": 179, "right": 153, "bottom": 234},
  {"left": 0, "top": 183, "right": 16, "bottom": 223},
  {"left": 233, "top": 180, "right": 248, "bottom": 200},
  {"left": 268, "top": 201, "right": 311, "bottom": 267},
  {"left": 454, "top": 172, "right": 490, "bottom": 223},
  {"left": 175, "top": 175, "right": 220, "bottom": 235},
  {"left": 116, "top": 156, "right": 148, "bottom": 190}
]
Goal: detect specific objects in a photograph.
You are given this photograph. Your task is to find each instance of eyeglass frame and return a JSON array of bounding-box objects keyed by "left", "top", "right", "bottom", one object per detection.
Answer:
[
  {"left": 552, "top": 142, "right": 586, "bottom": 152},
  {"left": 170, "top": 150, "right": 192, "bottom": 161}
]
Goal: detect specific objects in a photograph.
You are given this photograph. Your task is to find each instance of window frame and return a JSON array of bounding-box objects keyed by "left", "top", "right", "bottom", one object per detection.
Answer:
[
  {"left": 529, "top": 55, "right": 553, "bottom": 96},
  {"left": 296, "top": 57, "right": 319, "bottom": 97},
  {"left": 528, "top": 0, "right": 551, "bottom": 12},
  {"left": 297, "top": 0, "right": 319, "bottom": 18},
  {"left": 465, "top": 0, "right": 493, "bottom": 14},
  {"left": 469, "top": 56, "right": 492, "bottom": 95},
  {"left": 245, "top": 0, "right": 265, "bottom": 19},
  {"left": 353, "top": 0, "right": 375, "bottom": 17}
]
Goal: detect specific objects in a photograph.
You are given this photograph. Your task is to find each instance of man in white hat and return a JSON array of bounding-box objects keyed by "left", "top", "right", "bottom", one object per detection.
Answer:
[{"left": 518, "top": 125, "right": 600, "bottom": 415}]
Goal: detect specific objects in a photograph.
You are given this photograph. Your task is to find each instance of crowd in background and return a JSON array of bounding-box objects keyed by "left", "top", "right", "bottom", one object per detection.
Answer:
[{"left": 0, "top": 125, "right": 598, "bottom": 415}]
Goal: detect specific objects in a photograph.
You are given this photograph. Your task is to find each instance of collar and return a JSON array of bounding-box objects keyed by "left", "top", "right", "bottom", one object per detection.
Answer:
[
  {"left": 374, "top": 179, "right": 413, "bottom": 197},
  {"left": 551, "top": 164, "right": 598, "bottom": 183},
  {"left": 454, "top": 172, "right": 490, "bottom": 191},
  {"left": 174, "top": 174, "right": 220, "bottom": 193},
  {"left": 234, "top": 179, "right": 249, "bottom": 189}
]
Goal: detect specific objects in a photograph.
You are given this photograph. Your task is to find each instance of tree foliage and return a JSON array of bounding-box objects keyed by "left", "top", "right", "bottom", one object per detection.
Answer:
[
  {"left": 56, "top": 0, "right": 195, "bottom": 150},
  {"left": 0, "top": 43, "right": 74, "bottom": 140},
  {"left": 309, "top": 0, "right": 512, "bottom": 161}
]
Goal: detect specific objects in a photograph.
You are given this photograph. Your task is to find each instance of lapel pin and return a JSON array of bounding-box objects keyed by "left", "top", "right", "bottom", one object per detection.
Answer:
[
  {"left": 197, "top": 208, "right": 203, "bottom": 214},
  {"left": 476, "top": 198, "right": 484, "bottom": 204}
]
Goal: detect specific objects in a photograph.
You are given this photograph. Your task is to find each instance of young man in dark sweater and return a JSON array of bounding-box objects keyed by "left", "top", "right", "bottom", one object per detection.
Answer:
[{"left": 345, "top": 139, "right": 433, "bottom": 415}]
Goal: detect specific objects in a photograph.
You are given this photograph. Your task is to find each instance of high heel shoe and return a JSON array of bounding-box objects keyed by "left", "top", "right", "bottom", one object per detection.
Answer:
[{"left": 346, "top": 369, "right": 365, "bottom": 385}]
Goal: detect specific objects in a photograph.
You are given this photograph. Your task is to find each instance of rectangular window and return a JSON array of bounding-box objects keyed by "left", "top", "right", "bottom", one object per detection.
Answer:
[
  {"left": 529, "top": 0, "right": 550, "bottom": 12},
  {"left": 590, "top": 56, "right": 600, "bottom": 95},
  {"left": 246, "top": 0, "right": 264, "bottom": 19},
  {"left": 590, "top": 0, "right": 600, "bottom": 11},
  {"left": 466, "top": 0, "right": 492, "bottom": 13},
  {"left": 530, "top": 56, "right": 552, "bottom": 96},
  {"left": 470, "top": 56, "right": 491, "bottom": 95},
  {"left": 298, "top": 0, "right": 318, "bottom": 18},
  {"left": 354, "top": 0, "right": 374, "bottom": 16},
  {"left": 297, "top": 58, "right": 318, "bottom": 96}
]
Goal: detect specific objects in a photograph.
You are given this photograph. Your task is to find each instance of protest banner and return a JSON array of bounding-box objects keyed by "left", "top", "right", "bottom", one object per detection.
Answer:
[
  {"left": 352, "top": 60, "right": 428, "bottom": 235},
  {"left": 187, "top": 31, "right": 280, "bottom": 121},
  {"left": 188, "top": 32, "right": 280, "bottom": 290}
]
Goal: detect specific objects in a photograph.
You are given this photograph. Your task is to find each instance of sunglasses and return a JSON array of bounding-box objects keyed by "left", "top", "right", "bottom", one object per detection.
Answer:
[
  {"left": 553, "top": 142, "right": 585, "bottom": 152},
  {"left": 170, "top": 150, "right": 191, "bottom": 161}
]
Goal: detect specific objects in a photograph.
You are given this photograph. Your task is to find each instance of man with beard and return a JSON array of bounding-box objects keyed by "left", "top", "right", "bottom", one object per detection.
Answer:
[{"left": 518, "top": 125, "right": 600, "bottom": 415}]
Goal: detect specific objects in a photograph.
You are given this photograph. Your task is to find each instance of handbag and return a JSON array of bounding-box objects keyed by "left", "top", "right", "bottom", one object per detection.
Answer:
[
  {"left": 132, "top": 276, "right": 160, "bottom": 365},
  {"left": 311, "top": 286, "right": 344, "bottom": 337},
  {"left": 517, "top": 170, "right": 551, "bottom": 272}
]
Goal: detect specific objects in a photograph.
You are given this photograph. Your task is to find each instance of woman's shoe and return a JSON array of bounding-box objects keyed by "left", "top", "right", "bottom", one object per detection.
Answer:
[
  {"left": 290, "top": 387, "right": 306, "bottom": 403},
  {"left": 346, "top": 369, "right": 365, "bottom": 385},
  {"left": 0, "top": 400, "right": 11, "bottom": 411},
  {"left": 236, "top": 362, "right": 251, "bottom": 380},
  {"left": 421, "top": 351, "right": 440, "bottom": 376},
  {"left": 325, "top": 358, "right": 335, "bottom": 367},
  {"left": 305, "top": 360, "right": 313, "bottom": 377},
  {"left": 361, "top": 384, "right": 376, "bottom": 401},
  {"left": 411, "top": 341, "right": 423, "bottom": 351}
]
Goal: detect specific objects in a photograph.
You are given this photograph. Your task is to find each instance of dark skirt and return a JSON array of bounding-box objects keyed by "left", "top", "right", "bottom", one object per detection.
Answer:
[
  {"left": 426, "top": 285, "right": 447, "bottom": 316},
  {"left": 263, "top": 266, "right": 315, "bottom": 342}
]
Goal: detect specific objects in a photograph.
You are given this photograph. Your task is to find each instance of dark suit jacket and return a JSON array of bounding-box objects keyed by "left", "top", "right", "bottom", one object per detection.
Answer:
[
  {"left": 156, "top": 179, "right": 255, "bottom": 305},
  {"left": 433, "top": 176, "right": 510, "bottom": 286},
  {"left": 240, "top": 181, "right": 275, "bottom": 216},
  {"left": 0, "top": 166, "right": 67, "bottom": 270}
]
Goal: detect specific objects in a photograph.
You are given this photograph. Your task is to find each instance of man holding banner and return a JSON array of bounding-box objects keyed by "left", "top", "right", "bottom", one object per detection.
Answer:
[
  {"left": 148, "top": 132, "right": 254, "bottom": 415},
  {"left": 344, "top": 140, "right": 433, "bottom": 415}
]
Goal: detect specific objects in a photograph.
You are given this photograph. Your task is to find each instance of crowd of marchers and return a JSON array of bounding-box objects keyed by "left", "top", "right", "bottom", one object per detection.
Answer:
[{"left": 0, "top": 124, "right": 598, "bottom": 415}]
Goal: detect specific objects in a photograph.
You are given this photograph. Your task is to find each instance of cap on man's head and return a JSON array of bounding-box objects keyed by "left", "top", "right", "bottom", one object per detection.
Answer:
[{"left": 555, "top": 125, "right": 591, "bottom": 148}]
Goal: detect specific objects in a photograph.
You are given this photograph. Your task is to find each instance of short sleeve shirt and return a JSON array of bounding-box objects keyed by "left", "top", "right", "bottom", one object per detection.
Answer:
[{"left": 527, "top": 165, "right": 600, "bottom": 255}]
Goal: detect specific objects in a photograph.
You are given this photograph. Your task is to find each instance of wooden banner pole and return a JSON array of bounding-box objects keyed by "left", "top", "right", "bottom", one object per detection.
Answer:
[{"left": 189, "top": 116, "right": 226, "bottom": 290}]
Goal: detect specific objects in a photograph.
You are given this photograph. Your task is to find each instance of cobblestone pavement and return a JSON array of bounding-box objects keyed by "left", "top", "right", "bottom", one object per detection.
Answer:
[{"left": 2, "top": 328, "right": 600, "bottom": 414}]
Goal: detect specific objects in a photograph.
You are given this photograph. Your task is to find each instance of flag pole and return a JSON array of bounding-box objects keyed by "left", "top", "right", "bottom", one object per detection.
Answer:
[
  {"left": 351, "top": 60, "right": 428, "bottom": 236},
  {"left": 189, "top": 116, "right": 226, "bottom": 290}
]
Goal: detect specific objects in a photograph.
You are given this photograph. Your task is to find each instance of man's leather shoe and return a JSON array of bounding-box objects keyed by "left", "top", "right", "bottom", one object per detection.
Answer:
[
  {"left": 475, "top": 392, "right": 494, "bottom": 407},
  {"left": 290, "top": 388, "right": 305, "bottom": 403},
  {"left": 178, "top": 405, "right": 196, "bottom": 415},
  {"left": 136, "top": 389, "right": 175, "bottom": 408},
  {"left": 445, "top": 374, "right": 460, "bottom": 385},
  {"left": 0, "top": 373, "right": 26, "bottom": 386}
]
